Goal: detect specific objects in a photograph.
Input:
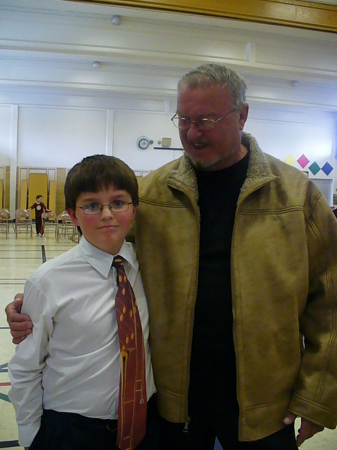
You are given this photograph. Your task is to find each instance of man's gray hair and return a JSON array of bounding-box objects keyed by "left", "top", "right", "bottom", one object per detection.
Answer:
[{"left": 178, "top": 64, "right": 247, "bottom": 110}]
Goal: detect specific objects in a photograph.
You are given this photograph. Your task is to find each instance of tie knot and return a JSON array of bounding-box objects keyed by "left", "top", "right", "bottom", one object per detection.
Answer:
[
  {"left": 112, "top": 256, "right": 124, "bottom": 268},
  {"left": 112, "top": 257, "right": 126, "bottom": 286}
]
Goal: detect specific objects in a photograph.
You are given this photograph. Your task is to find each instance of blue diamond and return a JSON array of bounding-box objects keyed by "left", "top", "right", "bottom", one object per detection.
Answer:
[{"left": 321, "top": 162, "right": 333, "bottom": 176}]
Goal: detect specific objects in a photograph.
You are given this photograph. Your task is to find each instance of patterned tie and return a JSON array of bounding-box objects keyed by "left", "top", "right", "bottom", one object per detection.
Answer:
[{"left": 112, "top": 256, "right": 147, "bottom": 450}]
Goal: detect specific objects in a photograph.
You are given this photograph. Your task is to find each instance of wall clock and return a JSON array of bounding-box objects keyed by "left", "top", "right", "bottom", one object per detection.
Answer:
[{"left": 137, "top": 136, "right": 150, "bottom": 150}]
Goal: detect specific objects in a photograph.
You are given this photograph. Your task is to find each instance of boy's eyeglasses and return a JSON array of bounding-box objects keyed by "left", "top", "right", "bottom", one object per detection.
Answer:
[
  {"left": 171, "top": 108, "right": 236, "bottom": 131},
  {"left": 77, "top": 201, "right": 133, "bottom": 215}
]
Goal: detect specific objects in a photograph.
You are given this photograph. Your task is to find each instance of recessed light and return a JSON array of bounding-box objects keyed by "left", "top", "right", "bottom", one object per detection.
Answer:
[
  {"left": 92, "top": 61, "right": 101, "bottom": 69},
  {"left": 111, "top": 15, "right": 121, "bottom": 26}
]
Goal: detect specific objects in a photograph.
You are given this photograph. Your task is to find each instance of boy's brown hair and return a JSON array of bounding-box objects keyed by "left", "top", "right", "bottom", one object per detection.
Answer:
[{"left": 64, "top": 155, "right": 139, "bottom": 210}]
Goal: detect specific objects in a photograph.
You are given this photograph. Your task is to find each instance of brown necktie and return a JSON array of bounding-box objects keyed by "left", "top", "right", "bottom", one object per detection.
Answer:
[{"left": 112, "top": 256, "right": 147, "bottom": 450}]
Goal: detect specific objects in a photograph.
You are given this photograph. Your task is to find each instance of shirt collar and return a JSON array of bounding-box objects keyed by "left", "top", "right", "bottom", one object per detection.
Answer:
[{"left": 79, "top": 237, "right": 137, "bottom": 278}]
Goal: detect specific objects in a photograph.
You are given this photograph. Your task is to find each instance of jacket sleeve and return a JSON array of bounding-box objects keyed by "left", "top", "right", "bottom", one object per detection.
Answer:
[
  {"left": 288, "top": 187, "right": 337, "bottom": 428},
  {"left": 8, "top": 279, "right": 53, "bottom": 447},
  {"left": 126, "top": 215, "right": 136, "bottom": 243}
]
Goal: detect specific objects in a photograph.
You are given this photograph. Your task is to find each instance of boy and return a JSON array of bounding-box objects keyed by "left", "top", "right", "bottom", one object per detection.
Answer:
[
  {"left": 8, "top": 155, "right": 158, "bottom": 450},
  {"left": 29, "top": 195, "right": 49, "bottom": 237}
]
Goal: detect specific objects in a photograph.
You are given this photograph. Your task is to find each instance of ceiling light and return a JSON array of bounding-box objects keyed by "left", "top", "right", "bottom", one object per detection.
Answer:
[
  {"left": 111, "top": 15, "right": 121, "bottom": 26},
  {"left": 92, "top": 61, "right": 101, "bottom": 69}
]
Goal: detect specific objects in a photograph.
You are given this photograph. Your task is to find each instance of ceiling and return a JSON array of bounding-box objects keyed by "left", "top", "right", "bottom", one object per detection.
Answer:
[{"left": 1, "top": 0, "right": 337, "bottom": 114}]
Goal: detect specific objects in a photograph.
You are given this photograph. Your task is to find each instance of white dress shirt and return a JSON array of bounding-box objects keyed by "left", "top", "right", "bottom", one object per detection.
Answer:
[{"left": 8, "top": 237, "right": 156, "bottom": 448}]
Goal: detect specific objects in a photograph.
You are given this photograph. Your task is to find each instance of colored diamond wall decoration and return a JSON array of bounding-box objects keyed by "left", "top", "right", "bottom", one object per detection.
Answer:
[
  {"left": 284, "top": 154, "right": 296, "bottom": 166},
  {"left": 321, "top": 162, "right": 333, "bottom": 176},
  {"left": 283, "top": 154, "right": 333, "bottom": 177},
  {"left": 309, "top": 162, "right": 320, "bottom": 176},
  {"left": 297, "top": 154, "right": 310, "bottom": 168}
]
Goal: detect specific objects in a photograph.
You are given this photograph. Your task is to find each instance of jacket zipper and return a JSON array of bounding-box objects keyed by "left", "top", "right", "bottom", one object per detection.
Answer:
[
  {"left": 232, "top": 179, "right": 275, "bottom": 439},
  {"left": 183, "top": 416, "right": 191, "bottom": 433},
  {"left": 168, "top": 178, "right": 200, "bottom": 427}
]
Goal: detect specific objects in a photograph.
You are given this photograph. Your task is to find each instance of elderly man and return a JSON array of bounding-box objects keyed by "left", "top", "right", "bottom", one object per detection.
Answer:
[{"left": 6, "top": 64, "right": 337, "bottom": 449}]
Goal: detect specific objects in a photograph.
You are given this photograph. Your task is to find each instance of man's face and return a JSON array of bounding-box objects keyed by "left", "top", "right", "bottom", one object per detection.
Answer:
[
  {"left": 176, "top": 84, "right": 248, "bottom": 171},
  {"left": 68, "top": 186, "right": 136, "bottom": 255}
]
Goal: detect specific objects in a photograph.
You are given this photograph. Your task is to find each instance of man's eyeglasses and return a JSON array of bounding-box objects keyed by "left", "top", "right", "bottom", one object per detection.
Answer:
[
  {"left": 171, "top": 108, "right": 237, "bottom": 131},
  {"left": 77, "top": 201, "right": 133, "bottom": 215}
]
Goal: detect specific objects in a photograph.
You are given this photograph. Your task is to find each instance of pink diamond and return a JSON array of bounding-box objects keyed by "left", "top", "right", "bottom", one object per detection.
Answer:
[{"left": 297, "top": 154, "right": 310, "bottom": 168}]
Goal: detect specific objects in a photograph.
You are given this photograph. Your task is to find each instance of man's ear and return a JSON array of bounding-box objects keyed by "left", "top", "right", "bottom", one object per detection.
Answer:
[
  {"left": 67, "top": 208, "right": 78, "bottom": 226},
  {"left": 239, "top": 103, "right": 249, "bottom": 131}
]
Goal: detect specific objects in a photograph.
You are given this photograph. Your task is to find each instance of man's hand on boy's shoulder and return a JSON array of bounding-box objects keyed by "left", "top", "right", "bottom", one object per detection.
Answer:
[{"left": 5, "top": 294, "right": 33, "bottom": 344}]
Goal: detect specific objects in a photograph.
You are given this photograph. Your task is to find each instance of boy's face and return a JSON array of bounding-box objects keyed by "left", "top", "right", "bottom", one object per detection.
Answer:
[
  {"left": 37, "top": 197, "right": 42, "bottom": 203},
  {"left": 68, "top": 186, "right": 136, "bottom": 255}
]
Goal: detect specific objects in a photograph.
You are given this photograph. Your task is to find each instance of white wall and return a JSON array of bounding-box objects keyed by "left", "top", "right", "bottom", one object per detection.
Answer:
[
  {"left": 0, "top": 98, "right": 336, "bottom": 215},
  {"left": 246, "top": 107, "right": 336, "bottom": 204},
  {"left": 17, "top": 106, "right": 110, "bottom": 168},
  {"left": 114, "top": 111, "right": 182, "bottom": 171},
  {"left": 246, "top": 106, "right": 335, "bottom": 175}
]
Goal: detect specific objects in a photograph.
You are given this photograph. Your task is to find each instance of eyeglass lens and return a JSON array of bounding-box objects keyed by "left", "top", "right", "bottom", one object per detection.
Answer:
[{"left": 81, "top": 202, "right": 131, "bottom": 214}]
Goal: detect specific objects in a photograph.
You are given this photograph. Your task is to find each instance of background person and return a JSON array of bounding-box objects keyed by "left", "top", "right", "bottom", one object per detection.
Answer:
[
  {"left": 6, "top": 64, "right": 337, "bottom": 449},
  {"left": 28, "top": 195, "right": 49, "bottom": 237}
]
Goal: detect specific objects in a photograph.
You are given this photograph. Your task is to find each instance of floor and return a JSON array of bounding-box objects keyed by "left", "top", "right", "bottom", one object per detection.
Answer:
[
  {"left": 0, "top": 228, "right": 76, "bottom": 449},
  {"left": 1, "top": 229, "right": 336, "bottom": 449}
]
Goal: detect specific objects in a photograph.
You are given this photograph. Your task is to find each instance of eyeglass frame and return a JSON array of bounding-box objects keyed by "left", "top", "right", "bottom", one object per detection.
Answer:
[
  {"left": 171, "top": 108, "right": 237, "bottom": 131},
  {"left": 77, "top": 201, "right": 133, "bottom": 215}
]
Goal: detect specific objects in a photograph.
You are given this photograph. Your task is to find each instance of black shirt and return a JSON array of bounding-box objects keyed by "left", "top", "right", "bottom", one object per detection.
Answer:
[{"left": 189, "top": 151, "right": 249, "bottom": 425}]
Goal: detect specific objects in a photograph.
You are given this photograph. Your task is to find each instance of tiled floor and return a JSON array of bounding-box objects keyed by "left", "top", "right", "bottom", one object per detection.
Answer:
[
  {"left": 1, "top": 230, "right": 336, "bottom": 449},
  {"left": 0, "top": 229, "right": 76, "bottom": 449}
]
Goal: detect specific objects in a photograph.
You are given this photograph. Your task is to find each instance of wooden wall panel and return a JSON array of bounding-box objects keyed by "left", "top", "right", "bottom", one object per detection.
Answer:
[
  {"left": 5, "top": 166, "right": 10, "bottom": 210},
  {"left": 28, "top": 174, "right": 48, "bottom": 219},
  {"left": 73, "top": 0, "right": 337, "bottom": 32},
  {"left": 49, "top": 180, "right": 56, "bottom": 213},
  {"left": 20, "top": 180, "right": 28, "bottom": 210},
  {"left": 0, "top": 179, "right": 3, "bottom": 209},
  {"left": 56, "top": 168, "right": 67, "bottom": 215}
]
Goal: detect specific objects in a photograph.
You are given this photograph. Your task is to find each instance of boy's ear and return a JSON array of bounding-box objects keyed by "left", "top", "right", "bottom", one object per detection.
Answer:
[
  {"left": 67, "top": 208, "right": 78, "bottom": 226},
  {"left": 132, "top": 205, "right": 137, "bottom": 221}
]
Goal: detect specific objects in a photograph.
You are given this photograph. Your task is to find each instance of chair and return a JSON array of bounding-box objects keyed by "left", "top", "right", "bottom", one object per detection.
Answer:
[
  {"left": 0, "top": 209, "right": 11, "bottom": 238},
  {"left": 42, "top": 211, "right": 57, "bottom": 237},
  {"left": 56, "top": 211, "right": 77, "bottom": 242},
  {"left": 15, "top": 209, "right": 33, "bottom": 238}
]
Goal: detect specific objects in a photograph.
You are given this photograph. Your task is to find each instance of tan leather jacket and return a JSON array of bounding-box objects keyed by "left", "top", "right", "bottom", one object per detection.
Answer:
[{"left": 134, "top": 132, "right": 337, "bottom": 441}]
